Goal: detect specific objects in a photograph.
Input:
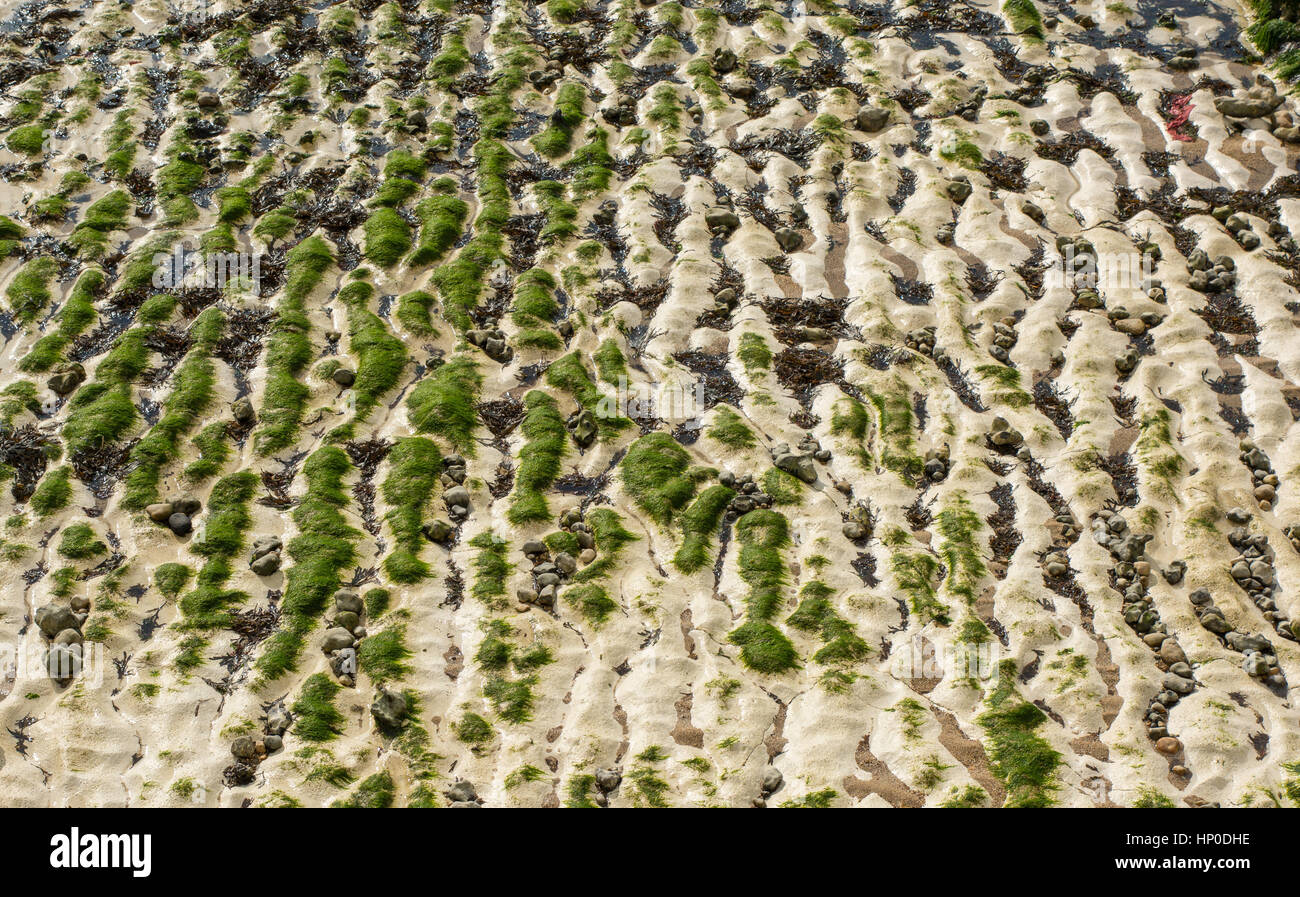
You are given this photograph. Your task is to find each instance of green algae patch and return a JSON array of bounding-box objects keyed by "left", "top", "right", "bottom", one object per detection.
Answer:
[
  {"left": 406, "top": 353, "right": 482, "bottom": 456},
  {"left": 978, "top": 660, "right": 1061, "bottom": 807},
  {"left": 507, "top": 390, "right": 567, "bottom": 525},
  {"left": 727, "top": 509, "right": 799, "bottom": 673}
]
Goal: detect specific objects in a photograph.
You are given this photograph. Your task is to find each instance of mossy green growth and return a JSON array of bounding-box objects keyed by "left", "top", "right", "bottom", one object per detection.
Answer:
[
  {"left": 533, "top": 82, "right": 586, "bottom": 158},
  {"left": 57, "top": 522, "right": 105, "bottom": 559},
  {"left": 154, "top": 562, "right": 193, "bottom": 598},
  {"left": 977, "top": 659, "right": 1061, "bottom": 807},
  {"left": 21, "top": 267, "right": 104, "bottom": 372},
  {"left": 257, "top": 447, "right": 357, "bottom": 681},
  {"left": 787, "top": 581, "right": 870, "bottom": 667},
  {"left": 507, "top": 390, "right": 568, "bottom": 525},
  {"left": 395, "top": 290, "right": 438, "bottom": 337},
  {"left": 292, "top": 673, "right": 345, "bottom": 741},
  {"left": 569, "top": 127, "right": 615, "bottom": 198},
  {"left": 334, "top": 770, "right": 395, "bottom": 808},
  {"left": 406, "top": 353, "right": 482, "bottom": 456},
  {"left": 363, "top": 206, "right": 412, "bottom": 268},
  {"left": 63, "top": 298, "right": 175, "bottom": 457},
  {"left": 179, "top": 470, "right": 258, "bottom": 629},
  {"left": 0, "top": 215, "right": 24, "bottom": 257},
  {"left": 468, "top": 530, "right": 512, "bottom": 608},
  {"left": 255, "top": 236, "right": 333, "bottom": 454},
  {"left": 707, "top": 405, "right": 756, "bottom": 449},
  {"left": 566, "top": 582, "right": 619, "bottom": 626},
  {"left": 408, "top": 186, "right": 468, "bottom": 266},
  {"left": 593, "top": 338, "right": 626, "bottom": 383},
  {"left": 381, "top": 436, "right": 441, "bottom": 584},
  {"left": 865, "top": 387, "right": 923, "bottom": 484},
  {"left": 571, "top": 508, "right": 638, "bottom": 583},
  {"left": 1003, "top": 0, "right": 1044, "bottom": 38},
  {"left": 6, "top": 123, "right": 47, "bottom": 156},
  {"left": 673, "top": 484, "right": 734, "bottom": 573},
  {"left": 621, "top": 432, "right": 697, "bottom": 527},
  {"left": 727, "top": 509, "right": 799, "bottom": 673},
  {"left": 936, "top": 494, "right": 986, "bottom": 604},
  {"left": 330, "top": 282, "right": 407, "bottom": 439},
  {"left": 892, "top": 547, "right": 950, "bottom": 624},
  {"left": 737, "top": 332, "right": 772, "bottom": 373},
  {"left": 357, "top": 625, "right": 411, "bottom": 683},
  {"left": 545, "top": 352, "right": 629, "bottom": 437},
  {"left": 122, "top": 308, "right": 223, "bottom": 509},
  {"left": 29, "top": 466, "right": 72, "bottom": 516},
  {"left": 455, "top": 712, "right": 494, "bottom": 745},
  {"left": 5, "top": 257, "right": 59, "bottom": 324},
  {"left": 510, "top": 268, "right": 558, "bottom": 329},
  {"left": 68, "top": 190, "right": 131, "bottom": 258}
]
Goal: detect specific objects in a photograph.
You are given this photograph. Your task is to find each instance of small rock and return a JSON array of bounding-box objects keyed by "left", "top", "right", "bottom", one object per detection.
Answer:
[
  {"left": 321, "top": 627, "right": 355, "bottom": 652},
  {"left": 446, "top": 780, "right": 478, "bottom": 803},
  {"left": 335, "top": 588, "right": 362, "bottom": 614},
  {"left": 371, "top": 688, "right": 408, "bottom": 730}
]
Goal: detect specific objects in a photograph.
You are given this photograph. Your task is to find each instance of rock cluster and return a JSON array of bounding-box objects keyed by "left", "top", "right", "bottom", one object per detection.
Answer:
[
  {"left": 227, "top": 702, "right": 290, "bottom": 785},
  {"left": 441, "top": 454, "right": 470, "bottom": 522},
  {"left": 466, "top": 327, "right": 514, "bottom": 363},
  {"left": 517, "top": 512, "right": 599, "bottom": 611},
  {"left": 36, "top": 598, "right": 88, "bottom": 685},
  {"left": 771, "top": 434, "right": 828, "bottom": 485},
  {"left": 1236, "top": 441, "right": 1280, "bottom": 510},
  {"left": 1186, "top": 248, "right": 1236, "bottom": 294},
  {"left": 988, "top": 315, "right": 1018, "bottom": 364},
  {"left": 987, "top": 416, "right": 1023, "bottom": 454},
  {"left": 923, "top": 444, "right": 950, "bottom": 482},
  {"left": 720, "top": 470, "right": 772, "bottom": 519},
  {"left": 322, "top": 587, "right": 367, "bottom": 686},
  {"left": 144, "top": 496, "right": 202, "bottom": 536},
  {"left": 249, "top": 535, "right": 282, "bottom": 576},
  {"left": 904, "top": 326, "right": 937, "bottom": 357},
  {"left": 1226, "top": 519, "right": 1298, "bottom": 644},
  {"left": 1092, "top": 509, "right": 1190, "bottom": 750},
  {"left": 1214, "top": 76, "right": 1297, "bottom": 143}
]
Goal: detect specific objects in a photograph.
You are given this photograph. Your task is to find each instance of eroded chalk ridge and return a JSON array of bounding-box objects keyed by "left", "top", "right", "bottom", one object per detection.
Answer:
[{"left": 1, "top": 0, "right": 1299, "bottom": 807}]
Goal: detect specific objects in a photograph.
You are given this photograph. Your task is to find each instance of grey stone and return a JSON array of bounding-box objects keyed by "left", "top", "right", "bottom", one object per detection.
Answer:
[
  {"left": 705, "top": 208, "right": 741, "bottom": 233},
  {"left": 761, "top": 766, "right": 783, "bottom": 794},
  {"left": 231, "top": 736, "right": 258, "bottom": 760},
  {"left": 856, "top": 107, "right": 890, "bottom": 133},
  {"left": 446, "top": 780, "right": 478, "bottom": 803},
  {"left": 422, "top": 520, "right": 453, "bottom": 543},
  {"left": 232, "top": 397, "right": 257, "bottom": 426},
  {"left": 1214, "top": 95, "right": 1282, "bottom": 119},
  {"left": 444, "top": 485, "right": 471, "bottom": 509},
  {"left": 371, "top": 688, "right": 408, "bottom": 730},
  {"left": 46, "top": 362, "right": 85, "bottom": 396},
  {"left": 35, "top": 603, "right": 77, "bottom": 639},
  {"left": 596, "top": 767, "right": 622, "bottom": 791},
  {"left": 332, "top": 367, "right": 355, "bottom": 387},
  {"left": 775, "top": 228, "right": 803, "bottom": 252},
  {"left": 322, "top": 627, "right": 355, "bottom": 652},
  {"left": 335, "top": 588, "right": 362, "bottom": 613},
  {"left": 250, "top": 551, "right": 281, "bottom": 576},
  {"left": 167, "top": 512, "right": 192, "bottom": 535}
]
